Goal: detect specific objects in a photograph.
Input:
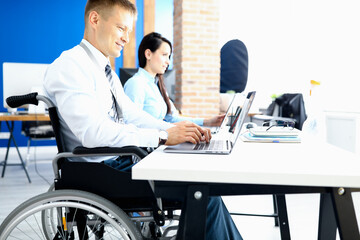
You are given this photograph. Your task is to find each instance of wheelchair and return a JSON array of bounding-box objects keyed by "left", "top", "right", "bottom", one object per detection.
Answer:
[{"left": 0, "top": 93, "right": 181, "bottom": 240}]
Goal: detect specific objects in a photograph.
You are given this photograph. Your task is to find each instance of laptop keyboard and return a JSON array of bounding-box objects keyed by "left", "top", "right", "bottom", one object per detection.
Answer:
[{"left": 193, "top": 140, "right": 224, "bottom": 151}]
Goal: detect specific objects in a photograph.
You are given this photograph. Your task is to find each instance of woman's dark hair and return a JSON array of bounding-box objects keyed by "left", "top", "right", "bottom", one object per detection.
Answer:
[{"left": 138, "top": 32, "right": 172, "bottom": 114}]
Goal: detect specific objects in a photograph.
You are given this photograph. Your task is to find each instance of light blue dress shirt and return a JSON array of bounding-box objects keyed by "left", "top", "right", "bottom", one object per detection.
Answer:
[{"left": 124, "top": 68, "right": 204, "bottom": 125}]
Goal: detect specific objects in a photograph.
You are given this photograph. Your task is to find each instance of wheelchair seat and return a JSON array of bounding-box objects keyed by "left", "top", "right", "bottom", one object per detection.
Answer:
[{"left": 56, "top": 157, "right": 181, "bottom": 212}]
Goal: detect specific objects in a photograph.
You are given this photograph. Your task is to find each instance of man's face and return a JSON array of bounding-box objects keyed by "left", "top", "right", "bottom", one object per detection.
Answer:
[{"left": 95, "top": 5, "right": 134, "bottom": 58}]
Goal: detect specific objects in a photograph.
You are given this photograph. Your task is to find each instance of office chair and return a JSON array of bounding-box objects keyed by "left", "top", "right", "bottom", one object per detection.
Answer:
[
  {"left": 255, "top": 93, "right": 307, "bottom": 130},
  {"left": 271, "top": 93, "right": 307, "bottom": 130},
  {"left": 220, "top": 39, "right": 248, "bottom": 93},
  {"left": 1, "top": 93, "right": 181, "bottom": 239},
  {"left": 119, "top": 67, "right": 138, "bottom": 86}
]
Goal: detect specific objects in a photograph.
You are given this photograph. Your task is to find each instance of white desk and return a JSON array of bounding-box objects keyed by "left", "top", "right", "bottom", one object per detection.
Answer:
[{"left": 132, "top": 139, "right": 360, "bottom": 239}]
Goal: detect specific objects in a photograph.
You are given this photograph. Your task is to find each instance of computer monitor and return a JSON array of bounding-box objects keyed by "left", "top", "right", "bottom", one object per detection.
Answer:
[{"left": 2, "top": 62, "right": 49, "bottom": 110}]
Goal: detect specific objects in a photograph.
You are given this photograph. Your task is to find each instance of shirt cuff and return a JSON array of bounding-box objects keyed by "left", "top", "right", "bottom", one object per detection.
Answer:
[{"left": 138, "top": 129, "right": 161, "bottom": 147}]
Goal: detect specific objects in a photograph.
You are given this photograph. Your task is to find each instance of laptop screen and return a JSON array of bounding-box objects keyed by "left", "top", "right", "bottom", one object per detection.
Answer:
[
  {"left": 218, "top": 94, "right": 238, "bottom": 130},
  {"left": 230, "top": 91, "right": 256, "bottom": 145}
]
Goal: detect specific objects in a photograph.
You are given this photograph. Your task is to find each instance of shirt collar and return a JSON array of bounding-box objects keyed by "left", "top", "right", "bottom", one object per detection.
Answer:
[
  {"left": 138, "top": 67, "right": 157, "bottom": 84},
  {"left": 81, "top": 39, "right": 110, "bottom": 70}
]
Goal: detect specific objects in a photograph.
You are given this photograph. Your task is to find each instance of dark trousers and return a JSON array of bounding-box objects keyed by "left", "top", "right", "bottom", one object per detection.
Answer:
[{"left": 103, "top": 157, "right": 243, "bottom": 240}]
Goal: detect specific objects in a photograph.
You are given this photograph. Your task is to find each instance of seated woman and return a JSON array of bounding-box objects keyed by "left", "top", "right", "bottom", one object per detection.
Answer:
[
  {"left": 124, "top": 33, "right": 224, "bottom": 127},
  {"left": 124, "top": 32, "right": 242, "bottom": 240}
]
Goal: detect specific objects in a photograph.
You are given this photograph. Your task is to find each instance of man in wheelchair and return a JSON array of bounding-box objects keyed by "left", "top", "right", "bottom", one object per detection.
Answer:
[{"left": 40, "top": 0, "right": 243, "bottom": 239}]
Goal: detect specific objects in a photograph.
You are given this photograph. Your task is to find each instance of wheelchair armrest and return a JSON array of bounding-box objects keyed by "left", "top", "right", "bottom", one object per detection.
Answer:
[
  {"left": 53, "top": 146, "right": 149, "bottom": 179},
  {"left": 72, "top": 146, "right": 148, "bottom": 159}
]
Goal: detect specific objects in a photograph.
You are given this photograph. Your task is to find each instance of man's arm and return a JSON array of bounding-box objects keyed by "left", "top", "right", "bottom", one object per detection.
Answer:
[
  {"left": 44, "top": 53, "right": 162, "bottom": 148},
  {"left": 121, "top": 93, "right": 211, "bottom": 145}
]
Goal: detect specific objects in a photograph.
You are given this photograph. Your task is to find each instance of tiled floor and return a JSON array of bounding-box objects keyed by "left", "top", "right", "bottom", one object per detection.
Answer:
[{"left": 1, "top": 146, "right": 359, "bottom": 239}]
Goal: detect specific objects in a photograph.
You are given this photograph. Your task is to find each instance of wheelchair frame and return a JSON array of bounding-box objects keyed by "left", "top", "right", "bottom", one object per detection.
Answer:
[{"left": 0, "top": 93, "right": 180, "bottom": 240}]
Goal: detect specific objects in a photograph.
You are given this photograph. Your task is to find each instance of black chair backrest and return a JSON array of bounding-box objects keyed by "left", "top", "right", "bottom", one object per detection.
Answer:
[
  {"left": 48, "top": 106, "right": 66, "bottom": 153},
  {"left": 220, "top": 39, "right": 248, "bottom": 93},
  {"left": 272, "top": 93, "right": 307, "bottom": 130},
  {"left": 119, "top": 68, "right": 138, "bottom": 86}
]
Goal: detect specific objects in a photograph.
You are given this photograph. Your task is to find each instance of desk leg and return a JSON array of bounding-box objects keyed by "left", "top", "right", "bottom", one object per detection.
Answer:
[
  {"left": 1, "top": 124, "right": 13, "bottom": 178},
  {"left": 331, "top": 188, "right": 360, "bottom": 240},
  {"left": 318, "top": 193, "right": 337, "bottom": 240},
  {"left": 1, "top": 121, "right": 31, "bottom": 183},
  {"left": 176, "top": 185, "right": 209, "bottom": 240},
  {"left": 275, "top": 194, "right": 291, "bottom": 240},
  {"left": 272, "top": 194, "right": 280, "bottom": 226}
]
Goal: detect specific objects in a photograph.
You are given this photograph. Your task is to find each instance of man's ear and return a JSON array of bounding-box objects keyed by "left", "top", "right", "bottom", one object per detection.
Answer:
[{"left": 88, "top": 10, "right": 100, "bottom": 28}]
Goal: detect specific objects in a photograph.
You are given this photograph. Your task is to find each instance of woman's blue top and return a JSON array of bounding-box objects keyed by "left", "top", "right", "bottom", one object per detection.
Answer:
[{"left": 124, "top": 68, "right": 203, "bottom": 125}]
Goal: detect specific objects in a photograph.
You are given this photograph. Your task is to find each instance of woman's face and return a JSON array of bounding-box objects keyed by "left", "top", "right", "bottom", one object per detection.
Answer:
[{"left": 145, "top": 42, "right": 171, "bottom": 76}]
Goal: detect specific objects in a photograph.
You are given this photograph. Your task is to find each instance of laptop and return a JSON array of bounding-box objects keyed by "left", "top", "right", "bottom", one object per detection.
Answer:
[
  {"left": 164, "top": 91, "right": 256, "bottom": 154},
  {"left": 210, "top": 94, "right": 237, "bottom": 134}
]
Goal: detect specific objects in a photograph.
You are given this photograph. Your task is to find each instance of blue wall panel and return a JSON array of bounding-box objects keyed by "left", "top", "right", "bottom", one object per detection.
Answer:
[
  {"left": 0, "top": 0, "right": 88, "bottom": 147},
  {"left": 0, "top": 0, "right": 150, "bottom": 147}
]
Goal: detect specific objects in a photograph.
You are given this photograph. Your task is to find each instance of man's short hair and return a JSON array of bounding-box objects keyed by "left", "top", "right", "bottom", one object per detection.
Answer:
[{"left": 84, "top": 0, "right": 137, "bottom": 22}]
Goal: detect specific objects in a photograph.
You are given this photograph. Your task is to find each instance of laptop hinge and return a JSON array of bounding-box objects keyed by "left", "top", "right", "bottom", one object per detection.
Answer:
[{"left": 227, "top": 140, "right": 232, "bottom": 150}]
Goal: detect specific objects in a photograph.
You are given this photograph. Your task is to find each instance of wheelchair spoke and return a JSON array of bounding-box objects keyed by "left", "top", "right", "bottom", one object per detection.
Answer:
[
  {"left": 67, "top": 206, "right": 78, "bottom": 238},
  {"left": 12, "top": 217, "right": 45, "bottom": 240},
  {"left": 56, "top": 207, "right": 66, "bottom": 240},
  {"left": 103, "top": 225, "right": 124, "bottom": 240},
  {"left": 87, "top": 214, "right": 103, "bottom": 239},
  {"left": 32, "top": 214, "right": 47, "bottom": 239},
  {"left": 7, "top": 232, "right": 24, "bottom": 240},
  {"left": 34, "top": 216, "right": 46, "bottom": 239}
]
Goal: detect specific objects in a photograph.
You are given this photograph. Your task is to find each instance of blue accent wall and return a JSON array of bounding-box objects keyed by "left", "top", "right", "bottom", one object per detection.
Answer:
[
  {"left": 0, "top": 0, "right": 88, "bottom": 147},
  {"left": 0, "top": 0, "right": 146, "bottom": 147},
  {"left": 0, "top": 0, "right": 172, "bottom": 148}
]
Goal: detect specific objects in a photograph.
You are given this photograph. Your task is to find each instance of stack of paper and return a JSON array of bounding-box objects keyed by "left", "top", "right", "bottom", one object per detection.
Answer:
[{"left": 241, "top": 127, "right": 301, "bottom": 143}]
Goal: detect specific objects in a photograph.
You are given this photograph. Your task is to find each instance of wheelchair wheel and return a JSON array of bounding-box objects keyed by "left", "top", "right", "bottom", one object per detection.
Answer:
[
  {"left": 38, "top": 182, "right": 56, "bottom": 238},
  {"left": 0, "top": 189, "right": 143, "bottom": 240}
]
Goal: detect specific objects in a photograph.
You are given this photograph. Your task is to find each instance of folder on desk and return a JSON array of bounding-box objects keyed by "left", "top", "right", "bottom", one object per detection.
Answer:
[
  {"left": 249, "top": 126, "right": 300, "bottom": 137},
  {"left": 241, "top": 127, "right": 301, "bottom": 143}
]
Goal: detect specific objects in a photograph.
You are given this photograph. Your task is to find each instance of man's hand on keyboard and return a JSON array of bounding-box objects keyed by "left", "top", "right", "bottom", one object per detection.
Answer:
[{"left": 166, "top": 121, "right": 212, "bottom": 145}]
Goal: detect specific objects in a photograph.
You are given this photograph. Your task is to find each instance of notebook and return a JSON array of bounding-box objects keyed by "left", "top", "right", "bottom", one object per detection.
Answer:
[
  {"left": 164, "top": 91, "right": 256, "bottom": 154},
  {"left": 210, "top": 94, "right": 237, "bottom": 134}
]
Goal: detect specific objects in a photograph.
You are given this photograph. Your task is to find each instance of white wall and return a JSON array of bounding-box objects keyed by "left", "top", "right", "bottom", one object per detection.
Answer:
[
  {"left": 326, "top": 112, "right": 360, "bottom": 155},
  {"left": 219, "top": 0, "right": 360, "bottom": 112}
]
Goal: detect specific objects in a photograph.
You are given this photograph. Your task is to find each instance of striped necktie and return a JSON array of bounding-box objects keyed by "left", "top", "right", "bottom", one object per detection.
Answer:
[{"left": 105, "top": 64, "right": 123, "bottom": 123}]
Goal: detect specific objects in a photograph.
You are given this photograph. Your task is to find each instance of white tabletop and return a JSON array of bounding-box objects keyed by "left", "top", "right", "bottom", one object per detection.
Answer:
[{"left": 132, "top": 137, "right": 360, "bottom": 188}]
